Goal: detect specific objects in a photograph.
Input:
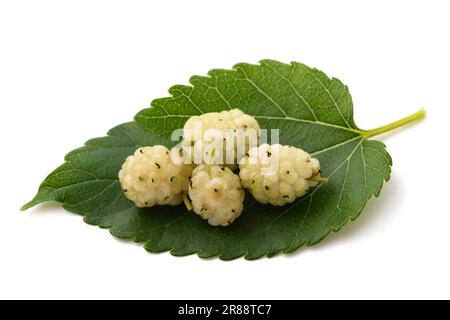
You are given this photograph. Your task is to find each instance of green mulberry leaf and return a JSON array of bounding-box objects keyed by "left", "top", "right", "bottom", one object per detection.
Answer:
[{"left": 23, "top": 60, "right": 424, "bottom": 260}]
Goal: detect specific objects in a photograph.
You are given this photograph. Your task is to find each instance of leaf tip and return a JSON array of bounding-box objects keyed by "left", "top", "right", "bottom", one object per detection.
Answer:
[{"left": 20, "top": 201, "right": 34, "bottom": 212}]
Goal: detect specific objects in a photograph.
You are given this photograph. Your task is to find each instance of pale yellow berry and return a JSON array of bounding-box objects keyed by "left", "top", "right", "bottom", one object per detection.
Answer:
[
  {"left": 189, "top": 165, "right": 245, "bottom": 226},
  {"left": 182, "top": 109, "right": 260, "bottom": 169},
  {"left": 119, "top": 146, "right": 194, "bottom": 208},
  {"left": 239, "top": 144, "right": 324, "bottom": 206}
]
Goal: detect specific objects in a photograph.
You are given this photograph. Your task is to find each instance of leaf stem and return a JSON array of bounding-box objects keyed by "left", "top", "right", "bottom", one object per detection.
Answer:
[
  {"left": 183, "top": 194, "right": 193, "bottom": 211},
  {"left": 359, "top": 108, "right": 426, "bottom": 139}
]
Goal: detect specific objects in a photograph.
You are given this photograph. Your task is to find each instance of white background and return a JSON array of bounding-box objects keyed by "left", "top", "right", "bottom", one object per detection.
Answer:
[{"left": 1, "top": 0, "right": 449, "bottom": 300}]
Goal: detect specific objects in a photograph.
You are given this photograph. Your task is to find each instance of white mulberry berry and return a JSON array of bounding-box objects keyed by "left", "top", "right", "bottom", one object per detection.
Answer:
[
  {"left": 182, "top": 109, "right": 260, "bottom": 169},
  {"left": 189, "top": 165, "right": 245, "bottom": 226},
  {"left": 119, "top": 146, "right": 194, "bottom": 207},
  {"left": 239, "top": 144, "right": 326, "bottom": 206}
]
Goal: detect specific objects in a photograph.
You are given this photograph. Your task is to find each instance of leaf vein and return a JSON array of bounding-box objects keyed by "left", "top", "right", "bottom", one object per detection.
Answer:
[
  {"left": 239, "top": 67, "right": 288, "bottom": 117},
  {"left": 264, "top": 62, "right": 318, "bottom": 121},
  {"left": 309, "top": 71, "right": 350, "bottom": 127}
]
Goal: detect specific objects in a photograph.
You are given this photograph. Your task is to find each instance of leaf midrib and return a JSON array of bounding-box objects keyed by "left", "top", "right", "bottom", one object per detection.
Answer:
[{"left": 136, "top": 113, "right": 362, "bottom": 135}]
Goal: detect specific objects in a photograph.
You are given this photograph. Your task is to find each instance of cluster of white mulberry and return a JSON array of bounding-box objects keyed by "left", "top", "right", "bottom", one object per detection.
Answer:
[{"left": 119, "top": 109, "right": 326, "bottom": 227}]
